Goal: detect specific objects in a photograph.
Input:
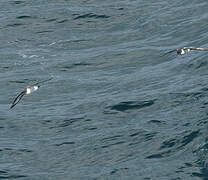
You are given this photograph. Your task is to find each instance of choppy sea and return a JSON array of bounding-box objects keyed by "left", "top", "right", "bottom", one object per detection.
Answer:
[{"left": 1, "top": 0, "right": 208, "bottom": 179}]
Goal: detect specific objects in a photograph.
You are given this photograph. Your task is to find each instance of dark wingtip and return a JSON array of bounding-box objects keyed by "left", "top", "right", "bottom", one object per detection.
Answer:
[
  {"left": 10, "top": 102, "right": 17, "bottom": 109},
  {"left": 10, "top": 105, "right": 14, "bottom": 109}
]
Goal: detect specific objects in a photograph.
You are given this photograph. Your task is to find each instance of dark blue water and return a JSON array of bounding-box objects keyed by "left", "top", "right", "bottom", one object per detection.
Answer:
[{"left": 1, "top": 0, "right": 208, "bottom": 179}]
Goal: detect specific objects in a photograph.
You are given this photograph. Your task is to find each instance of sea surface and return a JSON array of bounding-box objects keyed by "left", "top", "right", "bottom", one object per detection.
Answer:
[{"left": 1, "top": 0, "right": 208, "bottom": 179}]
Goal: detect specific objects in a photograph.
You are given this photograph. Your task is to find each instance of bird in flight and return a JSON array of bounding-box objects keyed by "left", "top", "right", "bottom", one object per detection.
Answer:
[
  {"left": 10, "top": 77, "right": 53, "bottom": 109},
  {"left": 162, "top": 47, "right": 208, "bottom": 56}
]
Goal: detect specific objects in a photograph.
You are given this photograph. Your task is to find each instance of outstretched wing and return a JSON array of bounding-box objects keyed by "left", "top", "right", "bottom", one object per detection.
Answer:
[
  {"left": 31, "top": 77, "right": 53, "bottom": 86},
  {"left": 161, "top": 49, "right": 177, "bottom": 57},
  {"left": 189, "top": 47, "right": 208, "bottom": 51},
  {"left": 10, "top": 90, "right": 26, "bottom": 109}
]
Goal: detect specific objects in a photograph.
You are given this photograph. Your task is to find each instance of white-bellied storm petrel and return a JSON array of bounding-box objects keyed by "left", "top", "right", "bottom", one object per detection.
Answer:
[
  {"left": 10, "top": 77, "right": 53, "bottom": 109},
  {"left": 162, "top": 47, "right": 208, "bottom": 56}
]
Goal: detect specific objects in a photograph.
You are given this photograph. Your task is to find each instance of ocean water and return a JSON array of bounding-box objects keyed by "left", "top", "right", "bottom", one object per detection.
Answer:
[{"left": 1, "top": 0, "right": 208, "bottom": 179}]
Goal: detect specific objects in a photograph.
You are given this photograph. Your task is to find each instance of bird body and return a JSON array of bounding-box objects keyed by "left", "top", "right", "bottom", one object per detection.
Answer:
[{"left": 26, "top": 86, "right": 39, "bottom": 95}]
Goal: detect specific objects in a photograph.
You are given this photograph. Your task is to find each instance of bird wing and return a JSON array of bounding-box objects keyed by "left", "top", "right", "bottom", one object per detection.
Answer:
[
  {"left": 189, "top": 47, "right": 208, "bottom": 51},
  {"left": 10, "top": 90, "right": 26, "bottom": 109},
  {"left": 31, "top": 77, "right": 53, "bottom": 86},
  {"left": 161, "top": 49, "right": 177, "bottom": 56}
]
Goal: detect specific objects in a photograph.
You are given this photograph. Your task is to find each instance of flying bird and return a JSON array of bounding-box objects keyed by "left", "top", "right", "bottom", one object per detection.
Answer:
[
  {"left": 162, "top": 47, "right": 208, "bottom": 56},
  {"left": 10, "top": 77, "right": 53, "bottom": 109}
]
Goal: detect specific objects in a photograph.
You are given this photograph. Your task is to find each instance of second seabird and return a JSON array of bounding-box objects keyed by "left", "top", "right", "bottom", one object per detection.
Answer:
[{"left": 162, "top": 47, "right": 208, "bottom": 56}]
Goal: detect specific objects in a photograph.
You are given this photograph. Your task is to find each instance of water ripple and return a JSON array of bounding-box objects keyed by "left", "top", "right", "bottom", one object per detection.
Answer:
[
  {"left": 146, "top": 130, "right": 201, "bottom": 159},
  {"left": 55, "top": 142, "right": 75, "bottom": 147},
  {"left": 73, "top": 13, "right": 110, "bottom": 20},
  {"left": 107, "top": 99, "right": 156, "bottom": 112},
  {"left": 16, "top": 15, "right": 32, "bottom": 19}
]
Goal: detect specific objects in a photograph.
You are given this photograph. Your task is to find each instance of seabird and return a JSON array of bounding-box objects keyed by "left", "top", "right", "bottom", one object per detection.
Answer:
[
  {"left": 162, "top": 47, "right": 208, "bottom": 56},
  {"left": 10, "top": 77, "right": 53, "bottom": 109}
]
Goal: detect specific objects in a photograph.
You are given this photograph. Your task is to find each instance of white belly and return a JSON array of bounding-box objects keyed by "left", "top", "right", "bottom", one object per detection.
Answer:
[{"left": 26, "top": 86, "right": 39, "bottom": 94}]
